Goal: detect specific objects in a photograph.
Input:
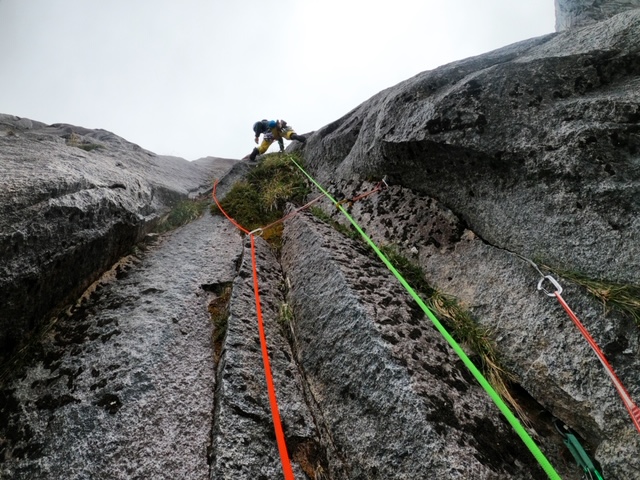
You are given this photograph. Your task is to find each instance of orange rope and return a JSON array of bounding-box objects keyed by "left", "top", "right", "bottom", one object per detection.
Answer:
[
  {"left": 250, "top": 235, "right": 295, "bottom": 480},
  {"left": 212, "top": 179, "right": 295, "bottom": 479},
  {"left": 212, "top": 180, "right": 250, "bottom": 234}
]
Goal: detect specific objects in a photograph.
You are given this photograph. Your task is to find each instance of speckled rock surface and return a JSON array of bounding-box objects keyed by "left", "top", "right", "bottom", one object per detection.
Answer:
[
  {"left": 209, "top": 235, "right": 325, "bottom": 480},
  {"left": 280, "top": 211, "right": 554, "bottom": 479},
  {"left": 289, "top": 8, "right": 640, "bottom": 479},
  {"left": 0, "top": 214, "right": 242, "bottom": 479},
  {"left": 296, "top": 10, "right": 640, "bottom": 286},
  {"left": 308, "top": 179, "right": 639, "bottom": 479}
]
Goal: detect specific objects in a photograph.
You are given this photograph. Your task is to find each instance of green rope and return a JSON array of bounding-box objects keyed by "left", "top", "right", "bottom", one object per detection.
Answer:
[{"left": 287, "top": 155, "right": 562, "bottom": 480}]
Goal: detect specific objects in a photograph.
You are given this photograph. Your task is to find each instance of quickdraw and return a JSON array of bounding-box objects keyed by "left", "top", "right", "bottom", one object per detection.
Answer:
[
  {"left": 538, "top": 275, "right": 640, "bottom": 435},
  {"left": 335, "top": 176, "right": 389, "bottom": 209},
  {"left": 553, "top": 419, "right": 604, "bottom": 480}
]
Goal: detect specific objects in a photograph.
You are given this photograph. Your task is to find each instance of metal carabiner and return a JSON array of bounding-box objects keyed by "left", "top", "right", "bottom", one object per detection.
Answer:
[
  {"left": 537, "top": 275, "right": 563, "bottom": 297},
  {"left": 249, "top": 227, "right": 264, "bottom": 237}
]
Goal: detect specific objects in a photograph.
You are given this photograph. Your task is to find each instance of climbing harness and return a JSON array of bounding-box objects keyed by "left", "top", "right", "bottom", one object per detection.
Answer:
[
  {"left": 212, "top": 180, "right": 295, "bottom": 480},
  {"left": 284, "top": 157, "right": 562, "bottom": 480},
  {"left": 335, "top": 176, "right": 389, "bottom": 208},
  {"left": 538, "top": 275, "right": 640, "bottom": 435},
  {"left": 553, "top": 419, "right": 604, "bottom": 480}
]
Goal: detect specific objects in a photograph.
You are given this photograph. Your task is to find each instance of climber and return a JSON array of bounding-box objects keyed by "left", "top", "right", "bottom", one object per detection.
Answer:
[{"left": 248, "top": 119, "right": 306, "bottom": 161}]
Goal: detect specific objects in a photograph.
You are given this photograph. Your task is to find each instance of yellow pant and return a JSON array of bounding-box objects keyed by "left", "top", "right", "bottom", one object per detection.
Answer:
[{"left": 257, "top": 127, "right": 296, "bottom": 154}]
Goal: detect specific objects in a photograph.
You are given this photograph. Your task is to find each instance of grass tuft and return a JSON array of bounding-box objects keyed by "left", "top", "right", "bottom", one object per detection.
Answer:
[
  {"left": 211, "top": 152, "right": 309, "bottom": 245},
  {"left": 157, "top": 198, "right": 209, "bottom": 233},
  {"left": 376, "top": 244, "right": 527, "bottom": 422},
  {"left": 278, "top": 302, "right": 294, "bottom": 325},
  {"left": 546, "top": 267, "right": 640, "bottom": 326},
  {"left": 427, "top": 289, "right": 527, "bottom": 423}
]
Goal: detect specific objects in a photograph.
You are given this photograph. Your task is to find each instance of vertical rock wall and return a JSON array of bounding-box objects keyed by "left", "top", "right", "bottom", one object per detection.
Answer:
[
  {"left": 0, "top": 115, "right": 235, "bottom": 364},
  {"left": 0, "top": 214, "right": 241, "bottom": 479},
  {"left": 280, "top": 211, "right": 561, "bottom": 479}
]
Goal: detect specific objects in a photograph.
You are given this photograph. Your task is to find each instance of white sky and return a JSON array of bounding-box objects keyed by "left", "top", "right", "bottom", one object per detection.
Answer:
[{"left": 0, "top": 0, "right": 556, "bottom": 160}]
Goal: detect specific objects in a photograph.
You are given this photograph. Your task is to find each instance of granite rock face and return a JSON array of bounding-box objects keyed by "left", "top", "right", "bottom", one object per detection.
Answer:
[
  {"left": 0, "top": 214, "right": 242, "bottom": 479},
  {"left": 3, "top": 3, "right": 640, "bottom": 479},
  {"left": 292, "top": 8, "right": 640, "bottom": 479},
  {"left": 298, "top": 9, "right": 640, "bottom": 286},
  {"left": 209, "top": 235, "right": 326, "bottom": 480},
  {"left": 280, "top": 212, "right": 555, "bottom": 479},
  {"left": 555, "top": 0, "right": 640, "bottom": 30},
  {"left": 0, "top": 114, "right": 235, "bottom": 363}
]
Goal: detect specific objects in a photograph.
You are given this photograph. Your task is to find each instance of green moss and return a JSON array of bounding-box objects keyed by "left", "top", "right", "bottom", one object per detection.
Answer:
[
  {"left": 77, "top": 143, "right": 102, "bottom": 151},
  {"left": 278, "top": 302, "right": 294, "bottom": 325},
  {"left": 157, "top": 198, "right": 209, "bottom": 233},
  {"left": 211, "top": 152, "right": 310, "bottom": 244},
  {"left": 380, "top": 245, "right": 436, "bottom": 298},
  {"left": 310, "top": 206, "right": 360, "bottom": 241}
]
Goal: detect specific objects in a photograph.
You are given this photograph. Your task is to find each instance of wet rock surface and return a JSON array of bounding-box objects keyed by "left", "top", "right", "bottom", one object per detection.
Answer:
[
  {"left": 3, "top": 3, "right": 640, "bottom": 479},
  {"left": 280, "top": 212, "right": 552, "bottom": 479},
  {"left": 290, "top": 7, "right": 640, "bottom": 479},
  {"left": 0, "top": 114, "right": 236, "bottom": 364},
  {"left": 309, "top": 180, "right": 639, "bottom": 478},
  {"left": 209, "top": 235, "right": 326, "bottom": 479},
  {"left": 297, "top": 9, "right": 640, "bottom": 287},
  {"left": 0, "top": 214, "right": 242, "bottom": 479}
]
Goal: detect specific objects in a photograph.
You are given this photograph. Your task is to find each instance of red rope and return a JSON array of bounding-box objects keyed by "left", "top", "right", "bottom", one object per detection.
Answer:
[
  {"left": 554, "top": 291, "right": 640, "bottom": 434},
  {"left": 212, "top": 180, "right": 250, "bottom": 234},
  {"left": 250, "top": 235, "right": 295, "bottom": 480},
  {"left": 212, "top": 179, "right": 295, "bottom": 479}
]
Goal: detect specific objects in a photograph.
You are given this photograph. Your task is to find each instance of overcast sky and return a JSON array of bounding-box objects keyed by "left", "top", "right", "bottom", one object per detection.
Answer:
[{"left": 0, "top": 0, "right": 556, "bottom": 160}]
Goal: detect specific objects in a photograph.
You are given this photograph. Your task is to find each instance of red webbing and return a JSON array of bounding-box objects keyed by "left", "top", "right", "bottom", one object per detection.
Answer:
[
  {"left": 336, "top": 181, "right": 386, "bottom": 208},
  {"left": 554, "top": 291, "right": 640, "bottom": 434}
]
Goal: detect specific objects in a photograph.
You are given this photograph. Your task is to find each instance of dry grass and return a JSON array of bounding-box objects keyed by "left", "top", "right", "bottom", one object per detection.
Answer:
[
  {"left": 428, "top": 290, "right": 530, "bottom": 424},
  {"left": 156, "top": 198, "right": 209, "bottom": 233},
  {"left": 211, "top": 152, "right": 309, "bottom": 246},
  {"left": 546, "top": 267, "right": 640, "bottom": 326}
]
